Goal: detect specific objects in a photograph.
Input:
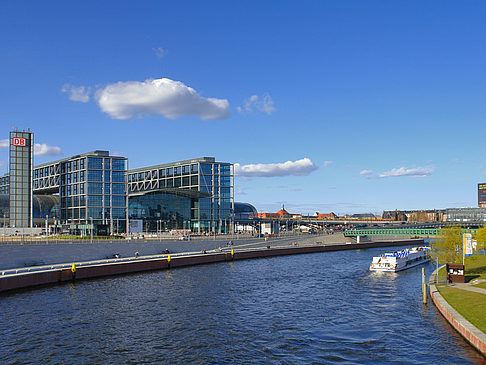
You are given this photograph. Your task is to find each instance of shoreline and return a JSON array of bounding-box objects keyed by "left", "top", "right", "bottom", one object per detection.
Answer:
[
  {"left": 0, "top": 239, "right": 421, "bottom": 294},
  {"left": 429, "top": 267, "right": 486, "bottom": 357}
]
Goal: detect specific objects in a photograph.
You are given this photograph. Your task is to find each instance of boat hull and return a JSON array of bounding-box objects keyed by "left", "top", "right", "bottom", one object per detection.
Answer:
[{"left": 370, "top": 258, "right": 430, "bottom": 272}]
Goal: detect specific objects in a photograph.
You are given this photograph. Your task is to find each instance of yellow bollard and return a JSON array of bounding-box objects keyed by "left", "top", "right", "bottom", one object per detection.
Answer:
[
  {"left": 231, "top": 249, "right": 234, "bottom": 256},
  {"left": 167, "top": 254, "right": 171, "bottom": 262},
  {"left": 71, "top": 263, "right": 76, "bottom": 282}
]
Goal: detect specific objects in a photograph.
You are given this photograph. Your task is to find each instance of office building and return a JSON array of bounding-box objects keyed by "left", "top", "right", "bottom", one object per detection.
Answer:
[
  {"left": 1, "top": 132, "right": 233, "bottom": 234},
  {"left": 128, "top": 157, "right": 234, "bottom": 233}
]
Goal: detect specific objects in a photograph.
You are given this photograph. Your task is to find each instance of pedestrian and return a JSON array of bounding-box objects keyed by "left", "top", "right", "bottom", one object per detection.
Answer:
[{"left": 135, "top": 251, "right": 139, "bottom": 257}]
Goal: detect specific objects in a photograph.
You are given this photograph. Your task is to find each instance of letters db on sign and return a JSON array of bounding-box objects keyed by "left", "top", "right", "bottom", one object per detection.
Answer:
[{"left": 12, "top": 137, "right": 26, "bottom": 147}]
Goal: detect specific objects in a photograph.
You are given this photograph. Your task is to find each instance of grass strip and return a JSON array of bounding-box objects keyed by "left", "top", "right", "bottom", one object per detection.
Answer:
[
  {"left": 436, "top": 285, "right": 486, "bottom": 334},
  {"left": 466, "top": 255, "right": 486, "bottom": 281},
  {"left": 473, "top": 282, "right": 486, "bottom": 290}
]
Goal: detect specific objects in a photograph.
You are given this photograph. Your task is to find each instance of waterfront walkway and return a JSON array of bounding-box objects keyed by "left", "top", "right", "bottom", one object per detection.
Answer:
[
  {"left": 449, "top": 282, "right": 486, "bottom": 295},
  {"left": 429, "top": 270, "right": 486, "bottom": 357}
]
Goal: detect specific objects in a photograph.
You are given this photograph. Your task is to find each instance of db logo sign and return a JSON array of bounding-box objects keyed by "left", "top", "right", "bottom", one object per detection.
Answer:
[{"left": 12, "top": 137, "right": 26, "bottom": 147}]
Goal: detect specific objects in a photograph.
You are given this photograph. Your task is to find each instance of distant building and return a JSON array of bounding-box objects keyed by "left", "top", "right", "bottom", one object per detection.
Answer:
[
  {"left": 255, "top": 204, "right": 291, "bottom": 219},
  {"left": 315, "top": 212, "right": 337, "bottom": 220},
  {"left": 234, "top": 202, "right": 257, "bottom": 220},
  {"left": 445, "top": 208, "right": 486, "bottom": 223},
  {"left": 478, "top": 183, "right": 486, "bottom": 207}
]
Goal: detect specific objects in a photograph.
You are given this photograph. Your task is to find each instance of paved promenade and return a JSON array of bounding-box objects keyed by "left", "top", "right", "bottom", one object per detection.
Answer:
[{"left": 449, "top": 282, "right": 486, "bottom": 295}]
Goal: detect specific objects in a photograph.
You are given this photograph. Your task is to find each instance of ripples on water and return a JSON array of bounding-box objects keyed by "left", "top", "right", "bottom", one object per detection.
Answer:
[{"left": 1, "top": 246, "right": 485, "bottom": 364}]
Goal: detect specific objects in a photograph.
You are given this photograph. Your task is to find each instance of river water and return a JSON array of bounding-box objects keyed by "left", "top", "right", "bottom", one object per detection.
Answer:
[{"left": 1, "top": 245, "right": 485, "bottom": 364}]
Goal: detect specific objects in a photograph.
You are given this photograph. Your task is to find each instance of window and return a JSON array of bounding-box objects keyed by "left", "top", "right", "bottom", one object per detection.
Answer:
[
  {"left": 112, "top": 196, "right": 126, "bottom": 207},
  {"left": 87, "top": 207, "right": 102, "bottom": 219},
  {"left": 220, "top": 176, "right": 232, "bottom": 186},
  {"left": 104, "top": 183, "right": 111, "bottom": 194},
  {"left": 175, "top": 166, "right": 182, "bottom": 175},
  {"left": 112, "top": 183, "right": 125, "bottom": 195},
  {"left": 220, "top": 165, "right": 231, "bottom": 175},
  {"left": 112, "top": 171, "right": 125, "bottom": 183},
  {"left": 112, "top": 159, "right": 125, "bottom": 171},
  {"left": 88, "top": 158, "right": 102, "bottom": 169},
  {"left": 88, "top": 183, "right": 102, "bottom": 194},
  {"left": 112, "top": 208, "right": 125, "bottom": 219},
  {"left": 104, "top": 171, "right": 111, "bottom": 182},
  {"left": 182, "top": 165, "right": 190, "bottom": 175},
  {"left": 87, "top": 195, "right": 103, "bottom": 206},
  {"left": 200, "top": 164, "right": 212, "bottom": 175},
  {"left": 88, "top": 170, "right": 102, "bottom": 182},
  {"left": 104, "top": 158, "right": 111, "bottom": 170}
]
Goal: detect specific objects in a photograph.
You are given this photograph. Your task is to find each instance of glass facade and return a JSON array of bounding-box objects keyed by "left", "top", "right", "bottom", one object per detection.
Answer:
[
  {"left": 1, "top": 143, "right": 232, "bottom": 235},
  {"left": 446, "top": 208, "right": 486, "bottom": 223},
  {"left": 128, "top": 157, "right": 234, "bottom": 233},
  {"left": 129, "top": 191, "right": 192, "bottom": 231},
  {"left": 9, "top": 131, "right": 33, "bottom": 228},
  {"left": 59, "top": 152, "right": 127, "bottom": 233}
]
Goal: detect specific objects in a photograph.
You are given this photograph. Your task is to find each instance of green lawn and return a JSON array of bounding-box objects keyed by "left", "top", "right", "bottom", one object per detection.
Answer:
[
  {"left": 434, "top": 255, "right": 486, "bottom": 334},
  {"left": 465, "top": 254, "right": 486, "bottom": 281},
  {"left": 473, "top": 282, "right": 486, "bottom": 290},
  {"left": 436, "top": 285, "right": 486, "bottom": 333}
]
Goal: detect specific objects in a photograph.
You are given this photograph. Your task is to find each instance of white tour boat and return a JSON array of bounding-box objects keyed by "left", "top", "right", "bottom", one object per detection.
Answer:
[{"left": 369, "top": 247, "right": 430, "bottom": 272}]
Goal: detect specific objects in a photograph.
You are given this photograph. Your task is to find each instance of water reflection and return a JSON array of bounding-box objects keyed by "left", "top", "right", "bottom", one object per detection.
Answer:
[{"left": 0, "top": 245, "right": 485, "bottom": 364}]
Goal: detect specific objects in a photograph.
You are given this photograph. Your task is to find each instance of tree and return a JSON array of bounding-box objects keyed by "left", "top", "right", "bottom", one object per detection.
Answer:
[
  {"left": 474, "top": 226, "right": 486, "bottom": 255},
  {"left": 430, "top": 226, "right": 463, "bottom": 264}
]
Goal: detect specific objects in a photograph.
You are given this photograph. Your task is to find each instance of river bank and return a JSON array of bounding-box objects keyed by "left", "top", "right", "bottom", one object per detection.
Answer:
[
  {"left": 0, "top": 238, "right": 422, "bottom": 293},
  {"left": 429, "top": 265, "right": 486, "bottom": 357}
]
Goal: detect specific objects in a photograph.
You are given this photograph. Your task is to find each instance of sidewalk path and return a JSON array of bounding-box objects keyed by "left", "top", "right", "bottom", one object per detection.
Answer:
[{"left": 449, "top": 282, "right": 486, "bottom": 295}]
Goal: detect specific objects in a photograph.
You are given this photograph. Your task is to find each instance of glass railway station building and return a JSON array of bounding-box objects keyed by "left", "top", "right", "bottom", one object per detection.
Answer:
[{"left": 0, "top": 131, "right": 234, "bottom": 235}]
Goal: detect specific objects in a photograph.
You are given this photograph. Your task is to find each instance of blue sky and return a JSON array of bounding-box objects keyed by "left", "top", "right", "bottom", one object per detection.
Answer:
[{"left": 1, "top": 1, "right": 486, "bottom": 215}]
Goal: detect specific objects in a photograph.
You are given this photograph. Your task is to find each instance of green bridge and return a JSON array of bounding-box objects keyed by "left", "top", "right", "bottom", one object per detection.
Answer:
[{"left": 344, "top": 227, "right": 477, "bottom": 237}]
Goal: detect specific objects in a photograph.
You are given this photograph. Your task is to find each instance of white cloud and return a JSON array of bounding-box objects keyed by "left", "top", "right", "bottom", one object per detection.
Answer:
[
  {"left": 153, "top": 47, "right": 167, "bottom": 58},
  {"left": 34, "top": 143, "right": 62, "bottom": 156},
  {"left": 360, "top": 169, "right": 373, "bottom": 176},
  {"left": 235, "top": 158, "right": 318, "bottom": 177},
  {"left": 324, "top": 161, "right": 333, "bottom": 167},
  {"left": 378, "top": 167, "right": 433, "bottom": 178},
  {"left": 237, "top": 93, "right": 276, "bottom": 115},
  {"left": 96, "top": 77, "right": 231, "bottom": 120},
  {"left": 61, "top": 84, "right": 91, "bottom": 103},
  {"left": 0, "top": 139, "right": 8, "bottom": 148}
]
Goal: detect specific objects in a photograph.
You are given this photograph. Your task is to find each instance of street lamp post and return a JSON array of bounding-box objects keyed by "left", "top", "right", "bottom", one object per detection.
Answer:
[
  {"left": 46, "top": 215, "right": 49, "bottom": 244},
  {"left": 90, "top": 217, "right": 93, "bottom": 243}
]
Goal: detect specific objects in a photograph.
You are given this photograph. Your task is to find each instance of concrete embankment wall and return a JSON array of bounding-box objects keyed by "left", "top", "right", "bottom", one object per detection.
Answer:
[
  {"left": 429, "top": 270, "right": 486, "bottom": 357},
  {"left": 0, "top": 239, "right": 421, "bottom": 294}
]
